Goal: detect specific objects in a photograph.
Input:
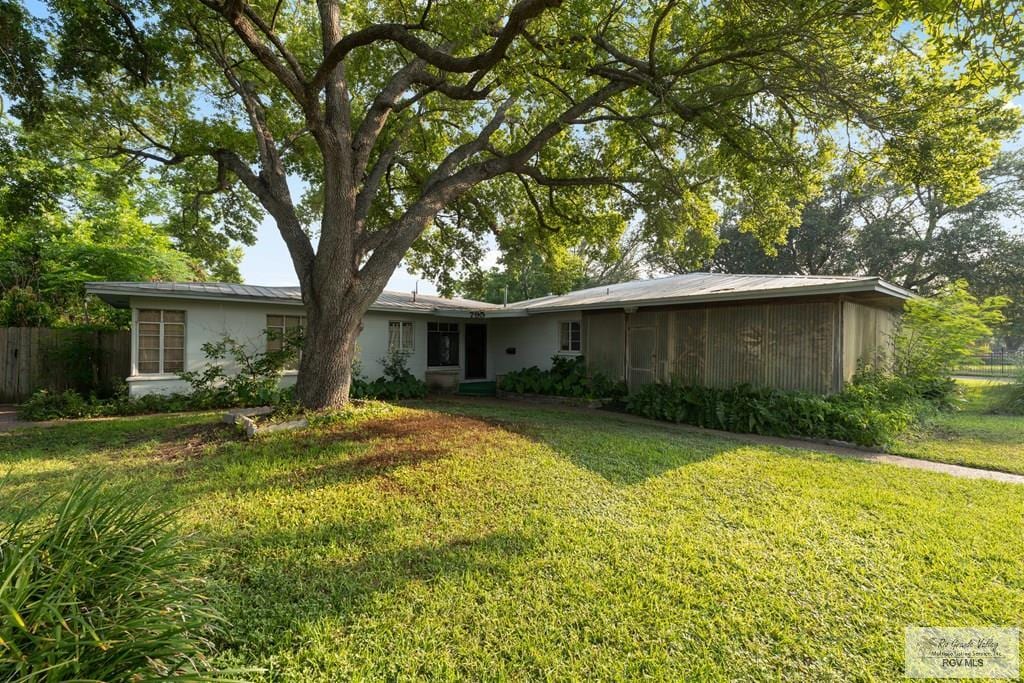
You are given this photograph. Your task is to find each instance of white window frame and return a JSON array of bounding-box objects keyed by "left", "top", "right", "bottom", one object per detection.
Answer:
[
  {"left": 134, "top": 309, "right": 186, "bottom": 375},
  {"left": 558, "top": 320, "right": 581, "bottom": 354},
  {"left": 266, "top": 314, "right": 306, "bottom": 370},
  {"left": 388, "top": 320, "right": 415, "bottom": 354}
]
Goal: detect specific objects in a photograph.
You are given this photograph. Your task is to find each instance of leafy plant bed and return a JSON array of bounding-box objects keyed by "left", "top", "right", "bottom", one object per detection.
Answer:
[
  {"left": 625, "top": 375, "right": 931, "bottom": 448},
  {"left": 497, "top": 355, "right": 626, "bottom": 401},
  {"left": 495, "top": 388, "right": 612, "bottom": 409}
]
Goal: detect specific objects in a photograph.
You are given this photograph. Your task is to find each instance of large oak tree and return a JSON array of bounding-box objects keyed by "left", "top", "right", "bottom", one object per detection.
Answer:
[{"left": 8, "top": 0, "right": 1024, "bottom": 407}]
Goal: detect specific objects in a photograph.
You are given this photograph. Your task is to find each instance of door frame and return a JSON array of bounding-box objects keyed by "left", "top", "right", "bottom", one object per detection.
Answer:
[{"left": 626, "top": 323, "right": 657, "bottom": 389}]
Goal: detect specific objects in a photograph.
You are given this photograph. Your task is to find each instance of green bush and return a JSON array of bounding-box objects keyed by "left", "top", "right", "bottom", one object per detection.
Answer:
[
  {"left": 16, "top": 389, "right": 92, "bottom": 420},
  {"left": 350, "top": 350, "right": 428, "bottom": 400},
  {"left": 179, "top": 333, "right": 301, "bottom": 409},
  {"left": 625, "top": 375, "right": 927, "bottom": 447},
  {"left": 1001, "top": 367, "right": 1024, "bottom": 415},
  {"left": 0, "top": 286, "right": 53, "bottom": 327},
  {"left": 19, "top": 332, "right": 304, "bottom": 421},
  {"left": 17, "top": 386, "right": 198, "bottom": 421},
  {"left": 0, "top": 478, "right": 225, "bottom": 680},
  {"left": 498, "top": 355, "right": 626, "bottom": 400},
  {"left": 893, "top": 280, "right": 1007, "bottom": 405}
]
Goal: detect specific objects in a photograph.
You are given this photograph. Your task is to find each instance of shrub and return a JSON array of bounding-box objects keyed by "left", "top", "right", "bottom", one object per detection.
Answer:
[
  {"left": 0, "top": 478, "right": 224, "bottom": 680},
  {"left": 16, "top": 388, "right": 92, "bottom": 420},
  {"left": 17, "top": 338, "right": 427, "bottom": 421},
  {"left": 351, "top": 350, "right": 428, "bottom": 400},
  {"left": 17, "top": 385, "right": 197, "bottom": 421},
  {"left": 498, "top": 355, "right": 626, "bottom": 400},
  {"left": 0, "top": 286, "right": 53, "bottom": 327},
  {"left": 893, "top": 281, "right": 1008, "bottom": 390},
  {"left": 625, "top": 377, "right": 927, "bottom": 447},
  {"left": 179, "top": 333, "right": 301, "bottom": 409},
  {"left": 1000, "top": 367, "right": 1024, "bottom": 415}
]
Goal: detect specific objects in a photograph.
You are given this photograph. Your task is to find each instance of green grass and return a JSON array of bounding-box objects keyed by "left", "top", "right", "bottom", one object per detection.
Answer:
[
  {"left": 892, "top": 379, "right": 1024, "bottom": 475},
  {"left": 3, "top": 400, "right": 1024, "bottom": 680}
]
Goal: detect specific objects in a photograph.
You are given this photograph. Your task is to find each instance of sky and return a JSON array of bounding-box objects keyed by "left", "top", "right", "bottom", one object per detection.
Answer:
[{"left": 238, "top": 220, "right": 500, "bottom": 295}]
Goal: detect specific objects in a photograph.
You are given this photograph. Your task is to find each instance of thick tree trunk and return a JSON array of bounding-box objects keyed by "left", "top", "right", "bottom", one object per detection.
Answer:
[{"left": 295, "top": 300, "right": 364, "bottom": 409}]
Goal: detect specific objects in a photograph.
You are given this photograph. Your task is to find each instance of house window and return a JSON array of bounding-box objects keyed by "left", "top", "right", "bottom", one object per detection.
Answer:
[
  {"left": 388, "top": 321, "right": 414, "bottom": 353},
  {"left": 559, "top": 320, "right": 581, "bottom": 352},
  {"left": 137, "top": 309, "right": 185, "bottom": 374},
  {"left": 427, "top": 322, "right": 459, "bottom": 366},
  {"left": 266, "top": 315, "right": 305, "bottom": 369}
]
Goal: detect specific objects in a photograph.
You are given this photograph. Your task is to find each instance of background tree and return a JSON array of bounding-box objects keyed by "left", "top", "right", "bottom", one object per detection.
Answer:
[
  {"left": 707, "top": 151, "right": 1024, "bottom": 348},
  {"left": 0, "top": 119, "right": 254, "bottom": 326},
  {"left": 709, "top": 169, "right": 866, "bottom": 275},
  {"left": 10, "top": 0, "right": 1024, "bottom": 407},
  {"left": 433, "top": 228, "right": 644, "bottom": 304}
]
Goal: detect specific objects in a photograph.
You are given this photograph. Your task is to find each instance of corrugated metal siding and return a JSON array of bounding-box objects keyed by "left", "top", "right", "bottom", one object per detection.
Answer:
[
  {"left": 764, "top": 301, "right": 835, "bottom": 393},
  {"left": 587, "top": 299, "right": 846, "bottom": 394},
  {"left": 842, "top": 301, "right": 898, "bottom": 381},
  {"left": 706, "top": 305, "right": 768, "bottom": 387},
  {"left": 582, "top": 311, "right": 625, "bottom": 381},
  {"left": 662, "top": 308, "right": 706, "bottom": 384}
]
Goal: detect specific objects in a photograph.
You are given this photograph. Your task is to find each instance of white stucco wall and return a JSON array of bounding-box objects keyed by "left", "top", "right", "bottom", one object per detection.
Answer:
[
  {"left": 490, "top": 311, "right": 582, "bottom": 377},
  {"left": 123, "top": 297, "right": 532, "bottom": 396}
]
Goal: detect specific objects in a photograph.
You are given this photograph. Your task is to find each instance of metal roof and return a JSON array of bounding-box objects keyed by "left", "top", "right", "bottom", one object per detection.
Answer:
[
  {"left": 508, "top": 272, "right": 913, "bottom": 313},
  {"left": 86, "top": 272, "right": 911, "bottom": 317},
  {"left": 85, "top": 281, "right": 502, "bottom": 315}
]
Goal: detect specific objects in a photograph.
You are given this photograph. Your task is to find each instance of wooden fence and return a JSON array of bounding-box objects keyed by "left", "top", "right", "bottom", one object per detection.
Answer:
[{"left": 0, "top": 327, "right": 131, "bottom": 402}]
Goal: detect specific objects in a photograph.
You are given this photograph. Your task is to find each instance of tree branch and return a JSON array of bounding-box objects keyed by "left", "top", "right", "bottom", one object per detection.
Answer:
[
  {"left": 309, "top": 0, "right": 562, "bottom": 93},
  {"left": 197, "top": 0, "right": 310, "bottom": 108},
  {"left": 213, "top": 148, "right": 316, "bottom": 279}
]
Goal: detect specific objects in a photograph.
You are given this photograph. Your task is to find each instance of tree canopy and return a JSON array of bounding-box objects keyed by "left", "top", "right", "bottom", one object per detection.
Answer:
[
  {"left": 0, "top": 118, "right": 250, "bottom": 326},
  {"left": 6, "top": 0, "right": 1024, "bottom": 404},
  {"left": 709, "top": 150, "right": 1024, "bottom": 347}
]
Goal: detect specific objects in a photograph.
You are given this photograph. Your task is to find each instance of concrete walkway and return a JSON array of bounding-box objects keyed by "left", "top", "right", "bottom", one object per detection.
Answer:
[
  {"left": 441, "top": 397, "right": 1024, "bottom": 486},
  {"left": 0, "top": 404, "right": 26, "bottom": 431}
]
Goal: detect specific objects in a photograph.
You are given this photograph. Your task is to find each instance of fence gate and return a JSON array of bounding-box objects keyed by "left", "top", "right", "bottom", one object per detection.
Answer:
[{"left": 627, "top": 323, "right": 657, "bottom": 389}]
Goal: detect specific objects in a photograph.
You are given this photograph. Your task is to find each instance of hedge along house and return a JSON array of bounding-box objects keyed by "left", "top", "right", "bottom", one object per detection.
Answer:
[{"left": 86, "top": 273, "right": 911, "bottom": 398}]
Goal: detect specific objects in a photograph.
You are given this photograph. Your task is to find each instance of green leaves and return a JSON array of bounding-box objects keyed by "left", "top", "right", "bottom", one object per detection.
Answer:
[
  {"left": 0, "top": 118, "right": 247, "bottom": 324},
  {"left": 895, "top": 280, "right": 1010, "bottom": 379},
  {"left": 0, "top": 477, "right": 226, "bottom": 680},
  {"left": 11, "top": 0, "right": 1024, "bottom": 343}
]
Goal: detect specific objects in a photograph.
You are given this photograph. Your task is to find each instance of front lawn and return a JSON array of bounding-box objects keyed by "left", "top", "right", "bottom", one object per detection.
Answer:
[
  {"left": 892, "top": 379, "right": 1024, "bottom": 475},
  {"left": 3, "top": 400, "right": 1023, "bottom": 680}
]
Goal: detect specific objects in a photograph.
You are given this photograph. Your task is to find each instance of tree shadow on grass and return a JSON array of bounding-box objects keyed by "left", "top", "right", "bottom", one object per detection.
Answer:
[
  {"left": 429, "top": 399, "right": 735, "bottom": 485},
  {"left": 0, "top": 417, "right": 236, "bottom": 513}
]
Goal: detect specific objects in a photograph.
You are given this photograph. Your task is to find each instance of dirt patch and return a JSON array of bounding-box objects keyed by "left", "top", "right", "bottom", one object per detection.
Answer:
[
  {"left": 148, "top": 423, "right": 235, "bottom": 461},
  {"left": 291, "top": 412, "right": 511, "bottom": 484}
]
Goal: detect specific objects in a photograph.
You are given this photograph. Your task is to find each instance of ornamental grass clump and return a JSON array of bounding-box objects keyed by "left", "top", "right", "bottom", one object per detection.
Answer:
[{"left": 0, "top": 478, "right": 226, "bottom": 681}]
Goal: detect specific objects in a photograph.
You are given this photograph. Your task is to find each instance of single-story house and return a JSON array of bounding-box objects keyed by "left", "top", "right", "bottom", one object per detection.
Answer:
[{"left": 86, "top": 273, "right": 911, "bottom": 398}]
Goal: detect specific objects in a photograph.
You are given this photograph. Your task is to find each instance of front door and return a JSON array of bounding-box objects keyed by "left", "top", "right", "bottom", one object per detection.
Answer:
[
  {"left": 627, "top": 325, "right": 657, "bottom": 389},
  {"left": 465, "top": 324, "right": 487, "bottom": 379}
]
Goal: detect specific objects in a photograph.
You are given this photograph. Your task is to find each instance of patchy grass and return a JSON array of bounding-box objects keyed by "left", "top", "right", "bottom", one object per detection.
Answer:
[
  {"left": 892, "top": 379, "right": 1024, "bottom": 475},
  {"left": 3, "top": 400, "right": 1024, "bottom": 680}
]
